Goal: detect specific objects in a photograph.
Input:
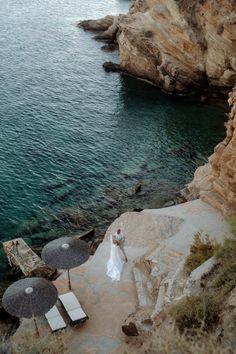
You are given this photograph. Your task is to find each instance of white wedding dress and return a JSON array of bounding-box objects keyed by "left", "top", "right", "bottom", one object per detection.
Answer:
[{"left": 106, "top": 235, "right": 124, "bottom": 281}]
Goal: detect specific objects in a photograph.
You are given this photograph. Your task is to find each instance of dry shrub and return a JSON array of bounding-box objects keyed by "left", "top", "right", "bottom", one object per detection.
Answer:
[
  {"left": 229, "top": 215, "right": 236, "bottom": 236},
  {"left": 0, "top": 340, "right": 13, "bottom": 354},
  {"left": 12, "top": 329, "right": 70, "bottom": 354},
  {"left": 171, "top": 226, "right": 236, "bottom": 334},
  {"left": 140, "top": 326, "right": 235, "bottom": 354},
  {"left": 213, "top": 237, "right": 236, "bottom": 295},
  {"left": 212, "top": 261, "right": 236, "bottom": 295},
  {"left": 170, "top": 293, "right": 220, "bottom": 332},
  {"left": 184, "top": 232, "right": 218, "bottom": 275},
  {"left": 223, "top": 309, "right": 236, "bottom": 345}
]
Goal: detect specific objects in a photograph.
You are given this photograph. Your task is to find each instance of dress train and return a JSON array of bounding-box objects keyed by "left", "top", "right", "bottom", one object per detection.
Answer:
[{"left": 106, "top": 235, "right": 124, "bottom": 281}]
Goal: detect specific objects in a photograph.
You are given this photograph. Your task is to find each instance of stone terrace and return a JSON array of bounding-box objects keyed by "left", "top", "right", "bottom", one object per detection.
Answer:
[{"left": 13, "top": 199, "right": 230, "bottom": 354}]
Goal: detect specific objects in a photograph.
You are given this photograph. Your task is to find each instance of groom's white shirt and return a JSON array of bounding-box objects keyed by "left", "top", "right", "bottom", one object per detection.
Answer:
[{"left": 115, "top": 232, "right": 124, "bottom": 241}]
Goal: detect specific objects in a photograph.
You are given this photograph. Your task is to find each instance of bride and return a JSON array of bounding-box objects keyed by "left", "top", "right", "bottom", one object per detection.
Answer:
[{"left": 106, "top": 235, "right": 124, "bottom": 281}]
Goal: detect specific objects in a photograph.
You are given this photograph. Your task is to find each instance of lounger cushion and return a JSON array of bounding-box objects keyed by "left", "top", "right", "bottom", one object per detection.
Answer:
[
  {"left": 68, "top": 308, "right": 87, "bottom": 321},
  {"left": 47, "top": 315, "right": 66, "bottom": 331},
  {"left": 59, "top": 292, "right": 88, "bottom": 323},
  {"left": 45, "top": 305, "right": 66, "bottom": 331},
  {"left": 45, "top": 305, "right": 61, "bottom": 319},
  {"left": 59, "top": 292, "right": 82, "bottom": 311}
]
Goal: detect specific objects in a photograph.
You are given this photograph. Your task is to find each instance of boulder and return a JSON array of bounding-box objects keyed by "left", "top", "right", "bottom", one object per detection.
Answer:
[
  {"left": 122, "top": 322, "right": 139, "bottom": 336},
  {"left": 133, "top": 208, "right": 143, "bottom": 212},
  {"left": 134, "top": 183, "right": 142, "bottom": 194},
  {"left": 78, "top": 228, "right": 95, "bottom": 241},
  {"left": 163, "top": 200, "right": 175, "bottom": 208},
  {"left": 101, "top": 43, "right": 117, "bottom": 52},
  {"left": 78, "top": 15, "right": 115, "bottom": 32},
  {"left": 103, "top": 61, "right": 121, "bottom": 72}
]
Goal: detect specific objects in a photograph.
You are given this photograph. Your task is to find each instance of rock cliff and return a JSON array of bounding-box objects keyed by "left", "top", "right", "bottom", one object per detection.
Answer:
[
  {"left": 117, "top": 0, "right": 236, "bottom": 95},
  {"left": 80, "top": 0, "right": 236, "bottom": 96},
  {"left": 187, "top": 87, "right": 236, "bottom": 216}
]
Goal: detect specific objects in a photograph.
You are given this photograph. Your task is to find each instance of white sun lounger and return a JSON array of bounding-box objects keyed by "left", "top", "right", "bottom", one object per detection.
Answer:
[
  {"left": 45, "top": 305, "right": 66, "bottom": 332},
  {"left": 59, "top": 292, "right": 88, "bottom": 325}
]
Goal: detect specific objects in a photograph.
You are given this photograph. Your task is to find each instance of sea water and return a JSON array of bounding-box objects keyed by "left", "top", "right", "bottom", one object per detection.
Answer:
[{"left": 0, "top": 0, "right": 227, "bottom": 283}]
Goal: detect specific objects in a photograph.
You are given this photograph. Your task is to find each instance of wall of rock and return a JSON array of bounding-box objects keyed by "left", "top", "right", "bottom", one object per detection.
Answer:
[
  {"left": 187, "top": 87, "right": 236, "bottom": 216},
  {"left": 117, "top": 0, "right": 236, "bottom": 96}
]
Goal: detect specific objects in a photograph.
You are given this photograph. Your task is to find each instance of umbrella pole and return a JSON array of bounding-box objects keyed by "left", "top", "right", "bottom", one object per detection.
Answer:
[
  {"left": 67, "top": 269, "right": 71, "bottom": 290},
  {"left": 33, "top": 317, "right": 40, "bottom": 337}
]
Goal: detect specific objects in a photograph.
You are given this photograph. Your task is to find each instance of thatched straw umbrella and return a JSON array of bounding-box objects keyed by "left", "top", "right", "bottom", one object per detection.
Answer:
[
  {"left": 2, "top": 277, "right": 58, "bottom": 336},
  {"left": 41, "top": 237, "right": 90, "bottom": 290}
]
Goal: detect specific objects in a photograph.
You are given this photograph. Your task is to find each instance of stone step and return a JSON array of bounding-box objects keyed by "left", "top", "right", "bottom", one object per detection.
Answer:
[
  {"left": 133, "top": 266, "right": 149, "bottom": 307},
  {"left": 165, "top": 259, "right": 186, "bottom": 302},
  {"left": 151, "top": 282, "right": 166, "bottom": 321},
  {"left": 133, "top": 266, "right": 154, "bottom": 307},
  {"left": 151, "top": 259, "right": 187, "bottom": 320}
]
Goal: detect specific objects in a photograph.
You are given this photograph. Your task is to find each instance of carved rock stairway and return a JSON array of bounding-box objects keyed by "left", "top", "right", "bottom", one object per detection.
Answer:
[
  {"left": 132, "top": 245, "right": 187, "bottom": 321},
  {"left": 128, "top": 249, "right": 217, "bottom": 340}
]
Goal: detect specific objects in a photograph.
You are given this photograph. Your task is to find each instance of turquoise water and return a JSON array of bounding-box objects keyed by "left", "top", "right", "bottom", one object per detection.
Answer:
[{"left": 0, "top": 0, "right": 227, "bottom": 282}]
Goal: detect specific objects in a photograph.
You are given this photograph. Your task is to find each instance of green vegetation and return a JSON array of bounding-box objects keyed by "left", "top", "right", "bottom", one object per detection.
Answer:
[
  {"left": 184, "top": 232, "right": 218, "bottom": 275},
  {"left": 172, "top": 218, "right": 236, "bottom": 334}
]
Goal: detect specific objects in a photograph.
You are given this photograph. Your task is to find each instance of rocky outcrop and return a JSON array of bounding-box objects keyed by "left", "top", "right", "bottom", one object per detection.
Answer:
[
  {"left": 187, "top": 87, "right": 236, "bottom": 216},
  {"left": 79, "top": 15, "right": 119, "bottom": 41},
  {"left": 117, "top": 0, "right": 236, "bottom": 95},
  {"left": 78, "top": 15, "right": 115, "bottom": 32},
  {"left": 80, "top": 0, "right": 236, "bottom": 96}
]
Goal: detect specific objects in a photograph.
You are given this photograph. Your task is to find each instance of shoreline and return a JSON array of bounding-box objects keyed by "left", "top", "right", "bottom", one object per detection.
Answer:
[
  {"left": 1, "top": 0, "right": 235, "bottom": 347},
  {"left": 78, "top": 0, "right": 236, "bottom": 98},
  {"left": 0, "top": 176, "right": 190, "bottom": 286},
  {"left": 0, "top": 181, "right": 187, "bottom": 337}
]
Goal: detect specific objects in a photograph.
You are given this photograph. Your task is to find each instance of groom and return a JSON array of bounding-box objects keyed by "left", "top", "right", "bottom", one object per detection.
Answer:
[{"left": 113, "top": 228, "right": 128, "bottom": 262}]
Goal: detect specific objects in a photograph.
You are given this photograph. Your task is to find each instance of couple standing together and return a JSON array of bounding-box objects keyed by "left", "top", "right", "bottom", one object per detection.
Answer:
[{"left": 106, "top": 229, "right": 128, "bottom": 281}]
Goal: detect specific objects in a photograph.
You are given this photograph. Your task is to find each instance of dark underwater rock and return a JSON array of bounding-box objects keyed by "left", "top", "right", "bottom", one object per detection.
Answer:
[
  {"left": 101, "top": 43, "right": 117, "bottom": 52},
  {"left": 78, "top": 228, "right": 95, "bottom": 241},
  {"left": 133, "top": 183, "right": 142, "bottom": 194},
  {"left": 103, "top": 61, "right": 121, "bottom": 72}
]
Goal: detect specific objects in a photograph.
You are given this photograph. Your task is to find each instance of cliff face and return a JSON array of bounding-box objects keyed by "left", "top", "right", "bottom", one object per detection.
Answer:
[
  {"left": 117, "top": 0, "right": 236, "bottom": 95},
  {"left": 187, "top": 87, "right": 236, "bottom": 216}
]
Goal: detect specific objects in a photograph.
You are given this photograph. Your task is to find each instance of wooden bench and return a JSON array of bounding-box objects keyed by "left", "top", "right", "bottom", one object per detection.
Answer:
[{"left": 59, "top": 292, "right": 88, "bottom": 326}]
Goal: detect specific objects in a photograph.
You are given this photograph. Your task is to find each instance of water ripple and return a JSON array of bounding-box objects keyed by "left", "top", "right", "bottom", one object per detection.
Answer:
[{"left": 0, "top": 0, "right": 226, "bottom": 254}]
